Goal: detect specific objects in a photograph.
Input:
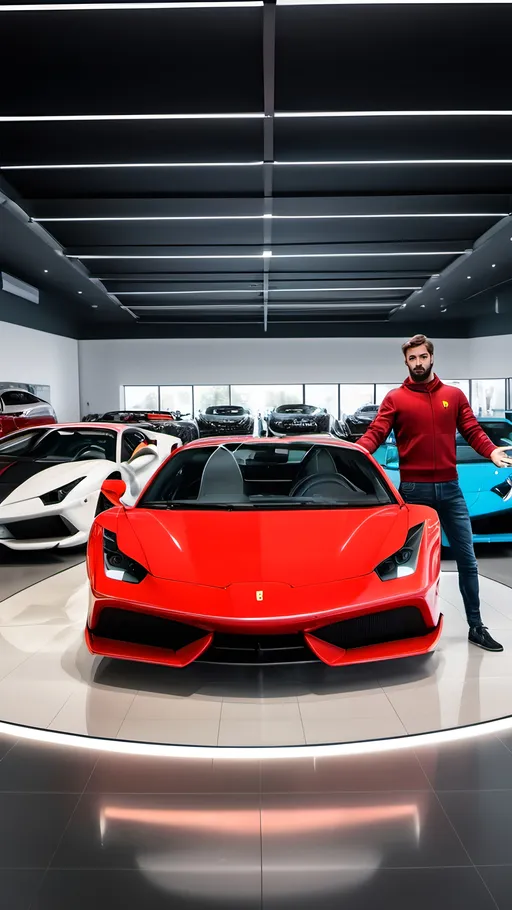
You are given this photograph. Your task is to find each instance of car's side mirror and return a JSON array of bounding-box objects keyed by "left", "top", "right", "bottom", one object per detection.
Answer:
[
  {"left": 385, "top": 446, "right": 399, "bottom": 469},
  {"left": 101, "top": 478, "right": 127, "bottom": 507}
]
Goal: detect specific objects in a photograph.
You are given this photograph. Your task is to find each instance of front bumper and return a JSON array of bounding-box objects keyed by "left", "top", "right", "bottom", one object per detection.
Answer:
[
  {"left": 86, "top": 570, "right": 442, "bottom": 668},
  {"left": 0, "top": 494, "right": 95, "bottom": 549}
]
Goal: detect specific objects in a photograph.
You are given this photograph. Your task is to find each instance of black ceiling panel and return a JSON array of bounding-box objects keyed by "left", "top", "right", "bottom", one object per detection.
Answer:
[
  {"left": 0, "top": 8, "right": 263, "bottom": 116},
  {"left": 275, "top": 5, "right": 512, "bottom": 111}
]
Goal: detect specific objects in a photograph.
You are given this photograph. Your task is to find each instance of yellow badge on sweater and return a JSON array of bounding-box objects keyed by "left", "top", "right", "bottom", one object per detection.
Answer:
[{"left": 442, "top": 400, "right": 449, "bottom": 408}]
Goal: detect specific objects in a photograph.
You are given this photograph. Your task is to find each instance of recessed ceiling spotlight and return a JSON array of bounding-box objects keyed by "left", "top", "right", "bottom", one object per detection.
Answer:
[
  {"left": 420, "top": 304, "right": 426, "bottom": 308},
  {"left": 467, "top": 275, "right": 471, "bottom": 279},
  {"left": 441, "top": 308, "right": 447, "bottom": 312},
  {"left": 440, "top": 297, "right": 444, "bottom": 301},
  {"left": 436, "top": 286, "right": 440, "bottom": 290},
  {"left": 43, "top": 269, "right": 49, "bottom": 273},
  {"left": 91, "top": 305, "right": 98, "bottom": 309},
  {"left": 77, "top": 290, "right": 83, "bottom": 294},
  {"left": 492, "top": 263, "right": 496, "bottom": 267}
]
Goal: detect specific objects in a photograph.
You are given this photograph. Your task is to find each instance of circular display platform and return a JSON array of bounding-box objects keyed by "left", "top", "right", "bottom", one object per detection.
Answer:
[{"left": 0, "top": 565, "right": 511, "bottom": 747}]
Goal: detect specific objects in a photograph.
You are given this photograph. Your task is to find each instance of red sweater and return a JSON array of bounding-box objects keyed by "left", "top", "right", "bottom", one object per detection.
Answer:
[{"left": 357, "top": 375, "right": 496, "bottom": 482}]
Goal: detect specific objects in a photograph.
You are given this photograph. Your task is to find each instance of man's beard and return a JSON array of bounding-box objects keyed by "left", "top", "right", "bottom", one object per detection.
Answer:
[{"left": 408, "top": 363, "right": 433, "bottom": 383}]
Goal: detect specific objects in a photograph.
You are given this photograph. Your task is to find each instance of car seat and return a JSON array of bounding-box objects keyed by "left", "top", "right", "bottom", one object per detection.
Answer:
[{"left": 197, "top": 446, "right": 250, "bottom": 502}]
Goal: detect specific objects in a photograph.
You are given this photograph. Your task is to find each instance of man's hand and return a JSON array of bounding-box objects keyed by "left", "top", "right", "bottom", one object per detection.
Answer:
[{"left": 490, "top": 446, "right": 512, "bottom": 469}]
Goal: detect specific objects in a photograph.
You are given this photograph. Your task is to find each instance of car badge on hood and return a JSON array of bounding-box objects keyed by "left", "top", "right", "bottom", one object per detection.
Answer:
[{"left": 256, "top": 590, "right": 264, "bottom": 601}]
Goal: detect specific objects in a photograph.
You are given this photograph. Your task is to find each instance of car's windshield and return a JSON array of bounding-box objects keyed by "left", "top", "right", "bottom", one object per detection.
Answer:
[
  {"left": 205, "top": 407, "right": 246, "bottom": 416},
  {"left": 139, "top": 441, "right": 394, "bottom": 510},
  {"left": 0, "top": 428, "right": 117, "bottom": 461},
  {"left": 275, "top": 405, "right": 318, "bottom": 415},
  {"left": 456, "top": 420, "right": 512, "bottom": 463}
]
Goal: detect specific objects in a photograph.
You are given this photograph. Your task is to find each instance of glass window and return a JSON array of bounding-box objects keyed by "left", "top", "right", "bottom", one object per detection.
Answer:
[
  {"left": 121, "top": 429, "right": 147, "bottom": 462},
  {"left": 471, "top": 379, "right": 506, "bottom": 417},
  {"left": 231, "top": 385, "right": 303, "bottom": 417},
  {"left": 139, "top": 440, "right": 393, "bottom": 509},
  {"left": 160, "top": 386, "right": 193, "bottom": 416},
  {"left": 194, "top": 385, "right": 230, "bottom": 415},
  {"left": 444, "top": 379, "right": 470, "bottom": 400},
  {"left": 339, "top": 385, "right": 374, "bottom": 417},
  {"left": 305, "top": 384, "right": 339, "bottom": 418},
  {"left": 124, "top": 386, "right": 158, "bottom": 411},
  {"left": 375, "top": 384, "right": 400, "bottom": 405}
]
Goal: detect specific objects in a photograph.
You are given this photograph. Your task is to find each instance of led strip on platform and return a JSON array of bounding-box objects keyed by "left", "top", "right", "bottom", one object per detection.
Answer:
[{"left": 1, "top": 713, "right": 512, "bottom": 759}]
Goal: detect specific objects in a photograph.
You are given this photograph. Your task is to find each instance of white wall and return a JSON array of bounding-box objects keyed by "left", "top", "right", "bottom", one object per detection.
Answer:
[
  {"left": 77, "top": 335, "right": 480, "bottom": 415},
  {"left": 0, "top": 321, "right": 80, "bottom": 422},
  {"left": 470, "top": 334, "right": 512, "bottom": 378}
]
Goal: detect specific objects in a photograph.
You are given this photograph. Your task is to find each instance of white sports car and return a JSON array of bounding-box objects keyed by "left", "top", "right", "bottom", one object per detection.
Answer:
[{"left": 0, "top": 423, "right": 181, "bottom": 550}]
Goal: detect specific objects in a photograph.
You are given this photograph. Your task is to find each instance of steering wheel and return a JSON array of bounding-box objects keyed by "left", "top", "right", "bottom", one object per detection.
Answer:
[
  {"left": 290, "top": 473, "right": 356, "bottom": 499},
  {"left": 73, "top": 445, "right": 106, "bottom": 461}
]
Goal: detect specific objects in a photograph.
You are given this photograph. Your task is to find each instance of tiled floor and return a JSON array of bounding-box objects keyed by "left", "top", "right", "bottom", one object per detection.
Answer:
[
  {"left": 0, "top": 732, "right": 511, "bottom": 908},
  {"left": 1, "top": 565, "right": 512, "bottom": 745}
]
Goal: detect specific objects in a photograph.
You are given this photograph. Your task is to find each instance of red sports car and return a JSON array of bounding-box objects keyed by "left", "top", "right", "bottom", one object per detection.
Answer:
[{"left": 85, "top": 437, "right": 442, "bottom": 669}]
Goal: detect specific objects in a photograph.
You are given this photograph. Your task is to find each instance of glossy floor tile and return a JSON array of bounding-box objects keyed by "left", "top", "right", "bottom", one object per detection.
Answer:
[
  {"left": 438, "top": 789, "right": 512, "bottom": 865},
  {"left": 262, "top": 867, "right": 498, "bottom": 910},
  {"left": 1, "top": 567, "right": 512, "bottom": 747},
  {"left": 0, "top": 793, "right": 79, "bottom": 868}
]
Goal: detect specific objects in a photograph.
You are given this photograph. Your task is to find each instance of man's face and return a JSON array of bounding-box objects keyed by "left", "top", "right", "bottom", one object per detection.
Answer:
[{"left": 405, "top": 344, "right": 434, "bottom": 382}]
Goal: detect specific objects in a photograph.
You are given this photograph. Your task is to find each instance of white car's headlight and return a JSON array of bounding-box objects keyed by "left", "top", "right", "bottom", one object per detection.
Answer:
[{"left": 40, "top": 477, "right": 85, "bottom": 506}]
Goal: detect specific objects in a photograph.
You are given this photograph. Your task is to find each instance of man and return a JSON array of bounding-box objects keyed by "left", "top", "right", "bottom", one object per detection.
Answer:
[{"left": 357, "top": 333, "right": 512, "bottom": 652}]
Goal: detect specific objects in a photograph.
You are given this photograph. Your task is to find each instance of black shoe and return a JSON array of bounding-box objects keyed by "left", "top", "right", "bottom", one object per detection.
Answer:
[{"left": 468, "top": 625, "right": 504, "bottom": 652}]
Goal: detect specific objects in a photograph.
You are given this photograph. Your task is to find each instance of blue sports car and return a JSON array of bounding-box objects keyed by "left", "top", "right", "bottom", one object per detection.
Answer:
[{"left": 374, "top": 417, "right": 512, "bottom": 545}]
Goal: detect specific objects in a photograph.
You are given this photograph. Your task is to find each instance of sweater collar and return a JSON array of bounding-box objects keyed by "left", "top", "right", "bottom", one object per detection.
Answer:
[{"left": 402, "top": 373, "right": 443, "bottom": 393}]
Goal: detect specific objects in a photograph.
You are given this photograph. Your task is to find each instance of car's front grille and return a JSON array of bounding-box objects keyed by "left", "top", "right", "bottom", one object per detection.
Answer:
[
  {"left": 93, "top": 608, "right": 208, "bottom": 651},
  {"left": 198, "top": 632, "right": 318, "bottom": 665},
  {"left": 312, "top": 607, "right": 430, "bottom": 650},
  {"left": 1, "top": 515, "right": 77, "bottom": 540}
]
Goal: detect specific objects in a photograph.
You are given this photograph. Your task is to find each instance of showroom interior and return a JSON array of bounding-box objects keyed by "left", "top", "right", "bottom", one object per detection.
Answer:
[{"left": 3, "top": 0, "right": 512, "bottom": 907}]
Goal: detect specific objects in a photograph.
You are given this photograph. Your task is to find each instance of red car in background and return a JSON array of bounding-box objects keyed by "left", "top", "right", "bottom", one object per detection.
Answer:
[
  {"left": 0, "top": 388, "right": 56, "bottom": 438},
  {"left": 85, "top": 437, "right": 442, "bottom": 669}
]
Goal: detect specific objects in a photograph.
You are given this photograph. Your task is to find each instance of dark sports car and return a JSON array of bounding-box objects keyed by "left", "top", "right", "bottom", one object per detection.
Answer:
[
  {"left": 82, "top": 409, "right": 200, "bottom": 444},
  {"left": 196, "top": 405, "right": 255, "bottom": 437},
  {"left": 339, "top": 403, "right": 380, "bottom": 441},
  {"left": 266, "top": 404, "right": 335, "bottom": 437}
]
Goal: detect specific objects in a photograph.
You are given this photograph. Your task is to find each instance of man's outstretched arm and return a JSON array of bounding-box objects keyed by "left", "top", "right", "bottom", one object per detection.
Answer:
[{"left": 357, "top": 395, "right": 396, "bottom": 454}]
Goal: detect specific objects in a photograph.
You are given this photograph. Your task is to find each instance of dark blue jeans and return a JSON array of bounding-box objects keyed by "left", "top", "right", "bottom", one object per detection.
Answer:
[{"left": 399, "top": 479, "right": 481, "bottom": 628}]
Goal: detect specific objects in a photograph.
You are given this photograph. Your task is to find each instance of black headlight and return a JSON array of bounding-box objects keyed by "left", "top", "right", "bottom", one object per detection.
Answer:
[
  {"left": 40, "top": 477, "right": 85, "bottom": 505},
  {"left": 103, "top": 529, "right": 147, "bottom": 584},
  {"left": 376, "top": 524, "right": 424, "bottom": 581}
]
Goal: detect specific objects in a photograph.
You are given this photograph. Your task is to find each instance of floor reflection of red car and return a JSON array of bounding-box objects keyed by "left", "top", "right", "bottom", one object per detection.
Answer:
[
  {"left": 86, "top": 437, "right": 442, "bottom": 669},
  {"left": 0, "top": 388, "right": 57, "bottom": 438}
]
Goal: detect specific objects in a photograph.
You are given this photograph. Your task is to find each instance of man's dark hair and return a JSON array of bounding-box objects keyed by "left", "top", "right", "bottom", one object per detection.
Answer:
[{"left": 401, "top": 334, "right": 434, "bottom": 357}]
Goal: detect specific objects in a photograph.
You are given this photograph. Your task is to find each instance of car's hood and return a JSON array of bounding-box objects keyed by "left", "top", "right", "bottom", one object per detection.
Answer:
[
  {"left": 0, "top": 457, "right": 105, "bottom": 505},
  {"left": 118, "top": 504, "right": 408, "bottom": 586}
]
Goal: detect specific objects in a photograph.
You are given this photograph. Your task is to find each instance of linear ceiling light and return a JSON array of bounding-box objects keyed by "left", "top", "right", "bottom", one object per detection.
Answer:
[
  {"left": 277, "top": 0, "right": 512, "bottom": 5},
  {"left": 0, "top": 1, "right": 262, "bottom": 9},
  {"left": 71, "top": 251, "right": 463, "bottom": 260},
  {"left": 4, "top": 158, "right": 512, "bottom": 170},
  {"left": 127, "top": 302, "right": 397, "bottom": 310},
  {"left": 114, "top": 286, "right": 421, "bottom": 295},
  {"left": 276, "top": 110, "right": 512, "bottom": 118},
  {"left": 34, "top": 212, "right": 507, "bottom": 222},
  {"left": 1, "top": 161, "right": 263, "bottom": 170},
  {"left": 275, "top": 158, "right": 512, "bottom": 166},
  {"left": 0, "top": 112, "right": 263, "bottom": 123}
]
